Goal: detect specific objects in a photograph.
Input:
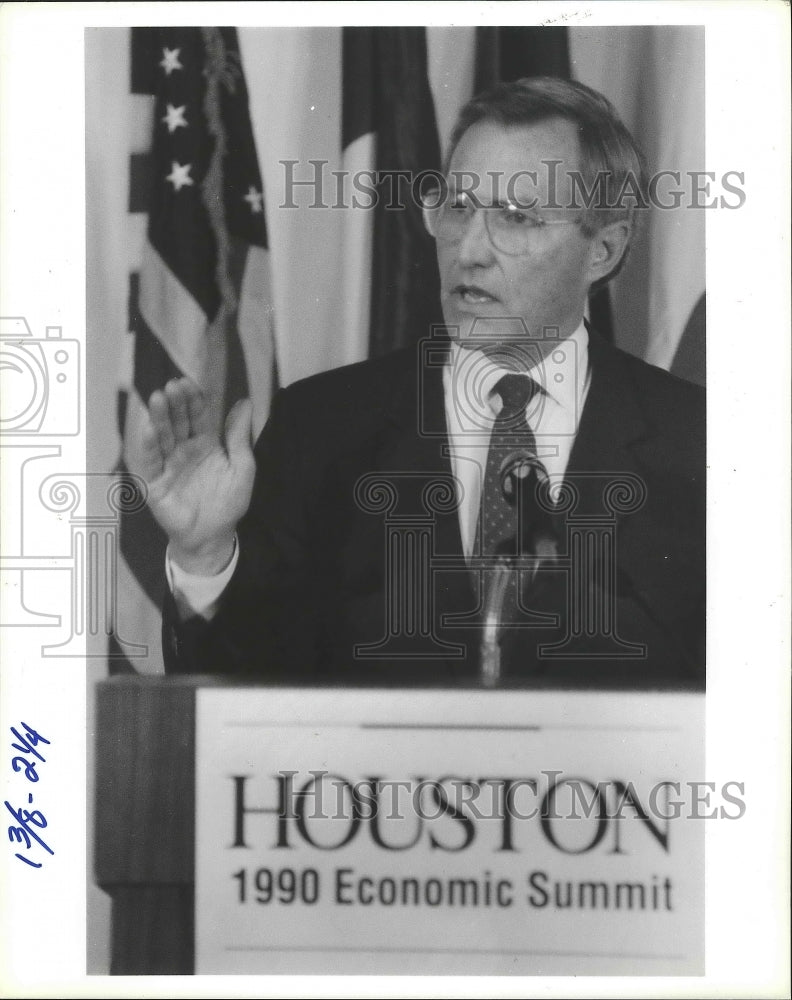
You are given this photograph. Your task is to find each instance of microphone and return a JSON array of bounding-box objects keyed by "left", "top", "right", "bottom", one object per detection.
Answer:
[
  {"left": 479, "top": 451, "right": 534, "bottom": 689},
  {"left": 500, "top": 450, "right": 558, "bottom": 572},
  {"left": 478, "top": 451, "right": 559, "bottom": 688},
  {"left": 498, "top": 450, "right": 536, "bottom": 503}
]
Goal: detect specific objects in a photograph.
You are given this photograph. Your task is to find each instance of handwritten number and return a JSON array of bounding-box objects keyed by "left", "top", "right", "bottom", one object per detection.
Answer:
[
  {"left": 15, "top": 853, "right": 43, "bottom": 868},
  {"left": 11, "top": 757, "right": 39, "bottom": 782},
  {"left": 7, "top": 723, "right": 52, "bottom": 869},
  {"left": 20, "top": 723, "right": 49, "bottom": 748},
  {"left": 4, "top": 801, "right": 54, "bottom": 855},
  {"left": 8, "top": 825, "right": 32, "bottom": 849},
  {"left": 9, "top": 726, "right": 47, "bottom": 764},
  {"left": 21, "top": 807, "right": 46, "bottom": 828}
]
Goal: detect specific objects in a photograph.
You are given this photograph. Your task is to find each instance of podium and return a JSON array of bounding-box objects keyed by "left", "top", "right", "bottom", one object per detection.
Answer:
[
  {"left": 95, "top": 675, "right": 223, "bottom": 975},
  {"left": 96, "top": 674, "right": 705, "bottom": 976}
]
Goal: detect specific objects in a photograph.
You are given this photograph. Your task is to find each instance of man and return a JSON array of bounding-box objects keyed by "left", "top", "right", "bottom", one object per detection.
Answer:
[{"left": 136, "top": 77, "right": 705, "bottom": 690}]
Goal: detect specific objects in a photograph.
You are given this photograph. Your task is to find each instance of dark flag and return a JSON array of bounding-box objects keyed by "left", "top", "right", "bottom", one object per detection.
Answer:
[
  {"left": 475, "top": 25, "right": 571, "bottom": 88},
  {"left": 342, "top": 27, "right": 443, "bottom": 356}
]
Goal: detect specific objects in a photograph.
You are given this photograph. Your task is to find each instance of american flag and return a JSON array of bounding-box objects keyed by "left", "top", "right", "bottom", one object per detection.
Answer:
[{"left": 112, "top": 27, "right": 275, "bottom": 673}]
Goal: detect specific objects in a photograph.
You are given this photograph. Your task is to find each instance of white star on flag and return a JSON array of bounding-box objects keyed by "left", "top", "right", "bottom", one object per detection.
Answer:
[
  {"left": 162, "top": 104, "right": 188, "bottom": 133},
  {"left": 243, "top": 186, "right": 264, "bottom": 214},
  {"left": 160, "top": 48, "right": 183, "bottom": 76},
  {"left": 165, "top": 161, "right": 194, "bottom": 191}
]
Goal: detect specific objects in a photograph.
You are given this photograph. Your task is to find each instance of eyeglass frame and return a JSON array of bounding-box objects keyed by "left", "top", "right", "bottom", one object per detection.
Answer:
[{"left": 421, "top": 182, "right": 581, "bottom": 257}]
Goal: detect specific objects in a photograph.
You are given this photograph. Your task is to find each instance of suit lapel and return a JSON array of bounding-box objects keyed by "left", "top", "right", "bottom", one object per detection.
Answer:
[
  {"left": 567, "top": 327, "right": 648, "bottom": 478},
  {"left": 375, "top": 345, "right": 478, "bottom": 671},
  {"left": 568, "top": 329, "right": 701, "bottom": 634},
  {"left": 566, "top": 329, "right": 654, "bottom": 598},
  {"left": 377, "top": 344, "right": 466, "bottom": 561}
]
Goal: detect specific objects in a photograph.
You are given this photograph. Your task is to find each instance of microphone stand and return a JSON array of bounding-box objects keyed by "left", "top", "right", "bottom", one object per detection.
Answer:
[
  {"left": 479, "top": 452, "right": 531, "bottom": 689},
  {"left": 480, "top": 555, "right": 512, "bottom": 688}
]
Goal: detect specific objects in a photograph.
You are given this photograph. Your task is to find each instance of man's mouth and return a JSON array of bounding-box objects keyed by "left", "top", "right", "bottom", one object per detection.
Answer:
[{"left": 452, "top": 284, "right": 499, "bottom": 304}]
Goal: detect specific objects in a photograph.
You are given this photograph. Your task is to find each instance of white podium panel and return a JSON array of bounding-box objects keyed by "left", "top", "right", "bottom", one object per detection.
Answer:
[{"left": 196, "top": 688, "right": 704, "bottom": 975}]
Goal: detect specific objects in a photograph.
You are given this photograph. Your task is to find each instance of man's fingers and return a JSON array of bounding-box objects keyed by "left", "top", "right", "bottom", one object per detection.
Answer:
[
  {"left": 184, "top": 379, "right": 212, "bottom": 437},
  {"left": 148, "top": 389, "right": 176, "bottom": 456},
  {"left": 225, "top": 398, "right": 254, "bottom": 462},
  {"left": 139, "top": 418, "right": 164, "bottom": 480},
  {"left": 165, "top": 378, "right": 191, "bottom": 442}
]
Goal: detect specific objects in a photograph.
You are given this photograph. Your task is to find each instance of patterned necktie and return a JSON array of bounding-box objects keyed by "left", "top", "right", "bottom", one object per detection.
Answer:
[{"left": 476, "top": 373, "right": 556, "bottom": 625}]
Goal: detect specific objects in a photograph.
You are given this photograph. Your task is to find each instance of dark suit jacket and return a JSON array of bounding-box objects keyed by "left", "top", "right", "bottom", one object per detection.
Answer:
[{"left": 164, "top": 329, "right": 705, "bottom": 690}]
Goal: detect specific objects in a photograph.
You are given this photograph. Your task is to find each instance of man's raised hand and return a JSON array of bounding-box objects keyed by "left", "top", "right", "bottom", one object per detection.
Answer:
[{"left": 136, "top": 378, "right": 255, "bottom": 575}]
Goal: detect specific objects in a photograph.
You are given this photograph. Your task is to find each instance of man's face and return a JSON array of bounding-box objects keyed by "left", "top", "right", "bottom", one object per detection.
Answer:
[{"left": 437, "top": 117, "right": 598, "bottom": 359}]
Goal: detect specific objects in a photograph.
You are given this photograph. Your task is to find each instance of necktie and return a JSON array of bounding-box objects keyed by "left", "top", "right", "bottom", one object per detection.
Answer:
[{"left": 476, "top": 373, "right": 556, "bottom": 626}]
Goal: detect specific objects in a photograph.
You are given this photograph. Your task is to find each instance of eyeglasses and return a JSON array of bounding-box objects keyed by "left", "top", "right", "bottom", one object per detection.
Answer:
[{"left": 422, "top": 186, "right": 580, "bottom": 257}]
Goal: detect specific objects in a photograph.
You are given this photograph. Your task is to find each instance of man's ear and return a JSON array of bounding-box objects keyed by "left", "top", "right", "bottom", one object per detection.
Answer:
[{"left": 586, "top": 220, "right": 632, "bottom": 285}]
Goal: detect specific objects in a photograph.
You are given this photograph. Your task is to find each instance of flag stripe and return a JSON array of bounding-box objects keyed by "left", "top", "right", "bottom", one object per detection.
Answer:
[
  {"left": 236, "top": 243, "right": 276, "bottom": 437},
  {"left": 117, "top": 458, "right": 169, "bottom": 611},
  {"left": 124, "top": 213, "right": 149, "bottom": 272},
  {"left": 128, "top": 152, "right": 154, "bottom": 214},
  {"left": 129, "top": 268, "right": 186, "bottom": 403},
  {"left": 337, "top": 132, "right": 376, "bottom": 375},
  {"left": 132, "top": 312, "right": 185, "bottom": 404},
  {"left": 137, "top": 241, "right": 209, "bottom": 382},
  {"left": 116, "top": 387, "right": 129, "bottom": 442},
  {"left": 221, "top": 234, "right": 252, "bottom": 409},
  {"left": 129, "top": 93, "right": 156, "bottom": 154},
  {"left": 127, "top": 271, "right": 141, "bottom": 349}
]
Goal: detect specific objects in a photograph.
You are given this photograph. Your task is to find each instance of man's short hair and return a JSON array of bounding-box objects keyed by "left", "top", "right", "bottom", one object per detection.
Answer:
[{"left": 446, "top": 76, "right": 648, "bottom": 256}]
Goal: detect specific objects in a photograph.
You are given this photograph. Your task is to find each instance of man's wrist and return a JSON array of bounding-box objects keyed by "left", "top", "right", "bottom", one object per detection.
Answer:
[{"left": 169, "top": 534, "right": 236, "bottom": 577}]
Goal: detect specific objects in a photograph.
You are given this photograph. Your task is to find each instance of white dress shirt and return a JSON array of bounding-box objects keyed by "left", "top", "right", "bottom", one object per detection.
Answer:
[
  {"left": 443, "top": 321, "right": 590, "bottom": 559},
  {"left": 168, "top": 321, "right": 591, "bottom": 617}
]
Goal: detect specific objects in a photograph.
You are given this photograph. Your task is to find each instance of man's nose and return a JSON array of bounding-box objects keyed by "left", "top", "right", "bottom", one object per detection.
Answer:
[{"left": 455, "top": 209, "right": 496, "bottom": 268}]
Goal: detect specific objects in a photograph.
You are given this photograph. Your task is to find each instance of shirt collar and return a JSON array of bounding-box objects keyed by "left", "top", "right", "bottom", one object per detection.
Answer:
[{"left": 446, "top": 320, "right": 589, "bottom": 421}]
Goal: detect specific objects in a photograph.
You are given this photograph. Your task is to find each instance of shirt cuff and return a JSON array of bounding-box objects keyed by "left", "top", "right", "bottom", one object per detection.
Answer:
[{"left": 165, "top": 536, "right": 239, "bottom": 621}]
